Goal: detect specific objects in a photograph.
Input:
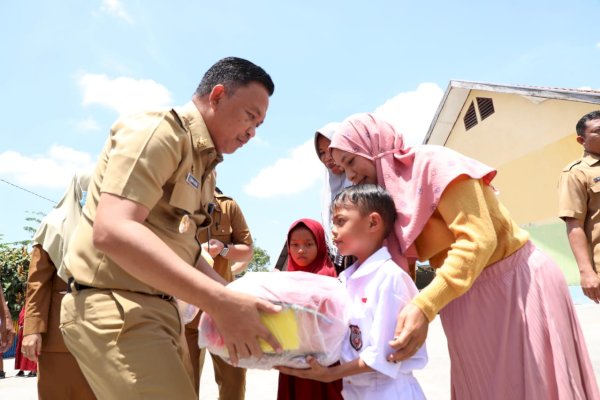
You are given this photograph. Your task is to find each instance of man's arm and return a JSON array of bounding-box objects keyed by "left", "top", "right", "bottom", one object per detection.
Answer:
[
  {"left": 93, "top": 192, "right": 281, "bottom": 364},
  {"left": 231, "top": 260, "right": 251, "bottom": 277},
  {"left": 565, "top": 217, "right": 600, "bottom": 303},
  {"left": 22, "top": 245, "right": 55, "bottom": 361},
  {"left": 0, "top": 289, "right": 15, "bottom": 353},
  {"left": 202, "top": 240, "right": 253, "bottom": 263}
]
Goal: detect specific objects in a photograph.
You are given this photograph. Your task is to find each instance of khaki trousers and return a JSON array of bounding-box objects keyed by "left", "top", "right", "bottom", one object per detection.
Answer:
[
  {"left": 185, "top": 317, "right": 246, "bottom": 400},
  {"left": 38, "top": 352, "right": 96, "bottom": 400},
  {"left": 61, "top": 289, "right": 197, "bottom": 400}
]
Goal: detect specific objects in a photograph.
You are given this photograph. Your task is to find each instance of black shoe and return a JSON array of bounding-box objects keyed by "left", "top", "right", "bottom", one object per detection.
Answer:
[
  {"left": 0, "top": 370, "right": 5, "bottom": 379},
  {"left": 27, "top": 371, "right": 37, "bottom": 377},
  {"left": 16, "top": 370, "right": 25, "bottom": 377}
]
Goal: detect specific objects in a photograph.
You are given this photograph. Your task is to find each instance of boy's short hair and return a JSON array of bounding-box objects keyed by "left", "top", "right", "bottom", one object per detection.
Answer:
[{"left": 331, "top": 184, "right": 397, "bottom": 237}]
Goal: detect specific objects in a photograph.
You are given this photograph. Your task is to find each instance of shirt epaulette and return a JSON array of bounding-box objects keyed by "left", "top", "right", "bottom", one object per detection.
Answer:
[
  {"left": 215, "top": 192, "right": 232, "bottom": 201},
  {"left": 562, "top": 159, "right": 583, "bottom": 172}
]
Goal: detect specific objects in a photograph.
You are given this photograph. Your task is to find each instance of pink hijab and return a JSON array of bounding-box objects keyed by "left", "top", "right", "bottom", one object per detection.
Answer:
[
  {"left": 330, "top": 113, "right": 496, "bottom": 271},
  {"left": 286, "top": 218, "right": 337, "bottom": 277}
]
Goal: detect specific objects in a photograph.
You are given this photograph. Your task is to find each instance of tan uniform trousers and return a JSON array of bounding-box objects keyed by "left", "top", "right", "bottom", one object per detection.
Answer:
[
  {"left": 60, "top": 289, "right": 197, "bottom": 400},
  {"left": 185, "top": 315, "right": 246, "bottom": 400},
  {"left": 38, "top": 352, "right": 96, "bottom": 400}
]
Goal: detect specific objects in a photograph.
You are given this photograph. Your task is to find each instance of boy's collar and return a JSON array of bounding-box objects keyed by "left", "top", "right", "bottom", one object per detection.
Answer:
[{"left": 346, "top": 247, "right": 391, "bottom": 279}]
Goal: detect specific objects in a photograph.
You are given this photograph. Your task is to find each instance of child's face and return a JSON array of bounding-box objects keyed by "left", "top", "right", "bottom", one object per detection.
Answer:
[
  {"left": 331, "top": 206, "right": 371, "bottom": 257},
  {"left": 316, "top": 135, "right": 344, "bottom": 175},
  {"left": 331, "top": 148, "right": 376, "bottom": 185},
  {"left": 288, "top": 226, "right": 318, "bottom": 267}
]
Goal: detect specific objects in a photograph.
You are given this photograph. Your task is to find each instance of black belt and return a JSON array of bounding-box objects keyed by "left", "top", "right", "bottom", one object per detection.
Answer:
[{"left": 67, "top": 277, "right": 173, "bottom": 301}]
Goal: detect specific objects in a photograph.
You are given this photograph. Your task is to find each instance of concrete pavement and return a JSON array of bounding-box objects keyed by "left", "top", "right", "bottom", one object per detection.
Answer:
[{"left": 1, "top": 304, "right": 598, "bottom": 399}]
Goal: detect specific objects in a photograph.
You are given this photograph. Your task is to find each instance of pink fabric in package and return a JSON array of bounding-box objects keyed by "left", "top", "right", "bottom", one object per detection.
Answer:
[{"left": 198, "top": 271, "right": 350, "bottom": 369}]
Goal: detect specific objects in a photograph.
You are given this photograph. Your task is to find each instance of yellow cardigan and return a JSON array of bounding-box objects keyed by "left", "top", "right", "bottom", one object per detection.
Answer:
[{"left": 412, "top": 176, "right": 529, "bottom": 321}]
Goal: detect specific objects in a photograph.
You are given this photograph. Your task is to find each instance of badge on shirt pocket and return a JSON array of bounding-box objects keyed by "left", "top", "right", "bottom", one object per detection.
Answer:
[{"left": 349, "top": 324, "right": 363, "bottom": 351}]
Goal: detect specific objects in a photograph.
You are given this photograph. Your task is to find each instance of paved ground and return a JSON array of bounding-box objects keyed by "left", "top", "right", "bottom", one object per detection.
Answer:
[{"left": 1, "top": 304, "right": 598, "bottom": 399}]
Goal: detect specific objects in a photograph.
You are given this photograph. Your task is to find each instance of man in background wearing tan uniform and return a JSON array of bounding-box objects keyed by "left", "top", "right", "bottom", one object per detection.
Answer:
[
  {"left": 558, "top": 110, "right": 600, "bottom": 303},
  {"left": 60, "top": 57, "right": 282, "bottom": 399},
  {"left": 186, "top": 186, "right": 253, "bottom": 399}
]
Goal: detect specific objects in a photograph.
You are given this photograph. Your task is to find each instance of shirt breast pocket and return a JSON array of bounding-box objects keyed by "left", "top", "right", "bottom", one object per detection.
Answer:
[
  {"left": 169, "top": 181, "right": 212, "bottom": 231},
  {"left": 590, "top": 182, "right": 600, "bottom": 194},
  {"left": 170, "top": 181, "right": 201, "bottom": 214}
]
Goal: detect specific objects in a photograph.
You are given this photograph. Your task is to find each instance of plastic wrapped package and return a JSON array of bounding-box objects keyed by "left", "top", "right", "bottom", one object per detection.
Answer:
[
  {"left": 177, "top": 250, "right": 214, "bottom": 324},
  {"left": 198, "top": 271, "right": 351, "bottom": 369}
]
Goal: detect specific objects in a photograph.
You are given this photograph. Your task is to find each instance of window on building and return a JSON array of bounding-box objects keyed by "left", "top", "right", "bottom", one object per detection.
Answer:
[
  {"left": 464, "top": 97, "right": 495, "bottom": 131},
  {"left": 463, "top": 101, "right": 478, "bottom": 130},
  {"left": 476, "top": 97, "right": 495, "bottom": 120}
]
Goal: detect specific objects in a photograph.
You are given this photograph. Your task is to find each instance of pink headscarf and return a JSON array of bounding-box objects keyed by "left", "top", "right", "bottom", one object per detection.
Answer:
[
  {"left": 330, "top": 113, "right": 496, "bottom": 271},
  {"left": 286, "top": 218, "right": 337, "bottom": 277}
]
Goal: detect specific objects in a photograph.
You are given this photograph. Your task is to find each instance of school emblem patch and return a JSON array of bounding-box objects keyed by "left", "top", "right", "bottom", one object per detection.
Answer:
[{"left": 349, "top": 324, "right": 362, "bottom": 351}]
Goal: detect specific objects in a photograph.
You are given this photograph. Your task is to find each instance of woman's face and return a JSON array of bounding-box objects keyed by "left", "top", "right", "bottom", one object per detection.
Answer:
[
  {"left": 331, "top": 148, "right": 377, "bottom": 185},
  {"left": 316, "top": 135, "right": 345, "bottom": 175},
  {"left": 288, "top": 226, "right": 318, "bottom": 267}
]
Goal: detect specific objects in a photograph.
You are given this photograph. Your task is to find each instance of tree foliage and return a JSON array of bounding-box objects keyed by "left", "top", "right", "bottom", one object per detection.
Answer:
[
  {"left": 237, "top": 245, "right": 270, "bottom": 278},
  {"left": 0, "top": 243, "right": 30, "bottom": 320},
  {"left": 0, "top": 211, "right": 42, "bottom": 319}
]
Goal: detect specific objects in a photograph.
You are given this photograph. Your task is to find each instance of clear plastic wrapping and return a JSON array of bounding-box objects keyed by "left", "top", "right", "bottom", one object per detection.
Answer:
[{"left": 198, "top": 271, "right": 350, "bottom": 369}]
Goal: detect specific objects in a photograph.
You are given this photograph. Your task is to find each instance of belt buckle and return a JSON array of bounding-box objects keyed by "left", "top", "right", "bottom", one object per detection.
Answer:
[{"left": 159, "top": 294, "right": 173, "bottom": 301}]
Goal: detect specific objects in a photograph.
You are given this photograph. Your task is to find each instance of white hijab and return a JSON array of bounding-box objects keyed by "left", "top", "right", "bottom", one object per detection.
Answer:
[
  {"left": 314, "top": 122, "right": 352, "bottom": 253},
  {"left": 32, "top": 171, "right": 91, "bottom": 282}
]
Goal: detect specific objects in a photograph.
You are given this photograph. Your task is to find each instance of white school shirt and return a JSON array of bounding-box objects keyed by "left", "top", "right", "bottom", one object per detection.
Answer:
[{"left": 338, "top": 247, "right": 427, "bottom": 399}]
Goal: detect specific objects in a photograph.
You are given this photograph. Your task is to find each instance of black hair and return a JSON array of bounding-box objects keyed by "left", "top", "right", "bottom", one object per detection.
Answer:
[
  {"left": 576, "top": 110, "right": 600, "bottom": 137},
  {"left": 195, "top": 57, "right": 274, "bottom": 97},
  {"left": 331, "top": 184, "right": 397, "bottom": 237}
]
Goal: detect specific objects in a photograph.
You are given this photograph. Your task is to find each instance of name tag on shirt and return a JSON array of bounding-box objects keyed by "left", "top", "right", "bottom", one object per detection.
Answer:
[{"left": 186, "top": 172, "right": 200, "bottom": 189}]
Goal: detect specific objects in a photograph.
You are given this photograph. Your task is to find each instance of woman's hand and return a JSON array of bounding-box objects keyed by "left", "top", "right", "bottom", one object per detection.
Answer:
[
  {"left": 21, "top": 333, "right": 42, "bottom": 362},
  {"left": 277, "top": 356, "right": 335, "bottom": 383},
  {"left": 387, "top": 303, "right": 429, "bottom": 362}
]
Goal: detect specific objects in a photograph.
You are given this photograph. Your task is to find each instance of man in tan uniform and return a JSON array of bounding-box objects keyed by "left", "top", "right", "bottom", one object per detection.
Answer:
[
  {"left": 186, "top": 186, "right": 253, "bottom": 399},
  {"left": 558, "top": 110, "right": 600, "bottom": 303},
  {"left": 60, "top": 57, "right": 282, "bottom": 399}
]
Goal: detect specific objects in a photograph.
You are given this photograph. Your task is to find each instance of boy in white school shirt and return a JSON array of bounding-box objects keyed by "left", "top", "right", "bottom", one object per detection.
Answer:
[{"left": 279, "top": 184, "right": 427, "bottom": 399}]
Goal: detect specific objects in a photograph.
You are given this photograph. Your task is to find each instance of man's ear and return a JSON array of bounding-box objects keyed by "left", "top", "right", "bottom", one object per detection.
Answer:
[
  {"left": 208, "top": 84, "right": 226, "bottom": 107},
  {"left": 576, "top": 135, "right": 585, "bottom": 145}
]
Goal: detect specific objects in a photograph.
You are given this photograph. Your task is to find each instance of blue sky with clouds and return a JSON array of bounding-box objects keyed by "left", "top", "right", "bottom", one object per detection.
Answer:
[{"left": 1, "top": 0, "right": 600, "bottom": 266}]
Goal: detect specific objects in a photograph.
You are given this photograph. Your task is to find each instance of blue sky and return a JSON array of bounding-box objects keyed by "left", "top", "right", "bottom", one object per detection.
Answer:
[{"left": 1, "top": 0, "right": 600, "bottom": 267}]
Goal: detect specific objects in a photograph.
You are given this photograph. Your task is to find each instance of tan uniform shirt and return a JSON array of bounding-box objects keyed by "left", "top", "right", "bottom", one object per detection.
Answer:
[
  {"left": 558, "top": 152, "right": 600, "bottom": 272},
  {"left": 64, "top": 102, "right": 221, "bottom": 295},
  {"left": 197, "top": 192, "right": 253, "bottom": 282}
]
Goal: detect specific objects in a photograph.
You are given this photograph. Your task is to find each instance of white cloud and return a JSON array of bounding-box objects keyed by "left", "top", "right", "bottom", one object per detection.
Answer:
[
  {"left": 374, "top": 82, "right": 444, "bottom": 146},
  {"left": 79, "top": 73, "right": 172, "bottom": 116},
  {"left": 245, "top": 82, "right": 444, "bottom": 198},
  {"left": 244, "top": 140, "right": 323, "bottom": 198},
  {"left": 0, "top": 145, "right": 96, "bottom": 189},
  {"left": 101, "top": 0, "right": 134, "bottom": 24},
  {"left": 596, "top": 42, "right": 600, "bottom": 49},
  {"left": 74, "top": 117, "right": 101, "bottom": 132}
]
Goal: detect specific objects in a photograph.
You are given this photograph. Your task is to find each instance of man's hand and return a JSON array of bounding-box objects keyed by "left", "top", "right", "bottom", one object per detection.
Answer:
[
  {"left": 21, "top": 333, "right": 42, "bottom": 362},
  {"left": 0, "top": 318, "right": 16, "bottom": 353},
  {"left": 202, "top": 239, "right": 226, "bottom": 259},
  {"left": 581, "top": 270, "right": 600, "bottom": 303},
  {"left": 209, "top": 291, "right": 282, "bottom": 366},
  {"left": 387, "top": 303, "right": 429, "bottom": 363}
]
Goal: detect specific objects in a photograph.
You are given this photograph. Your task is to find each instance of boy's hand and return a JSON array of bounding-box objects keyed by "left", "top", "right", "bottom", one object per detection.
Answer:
[
  {"left": 387, "top": 303, "right": 428, "bottom": 362},
  {"left": 276, "top": 356, "right": 335, "bottom": 382}
]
